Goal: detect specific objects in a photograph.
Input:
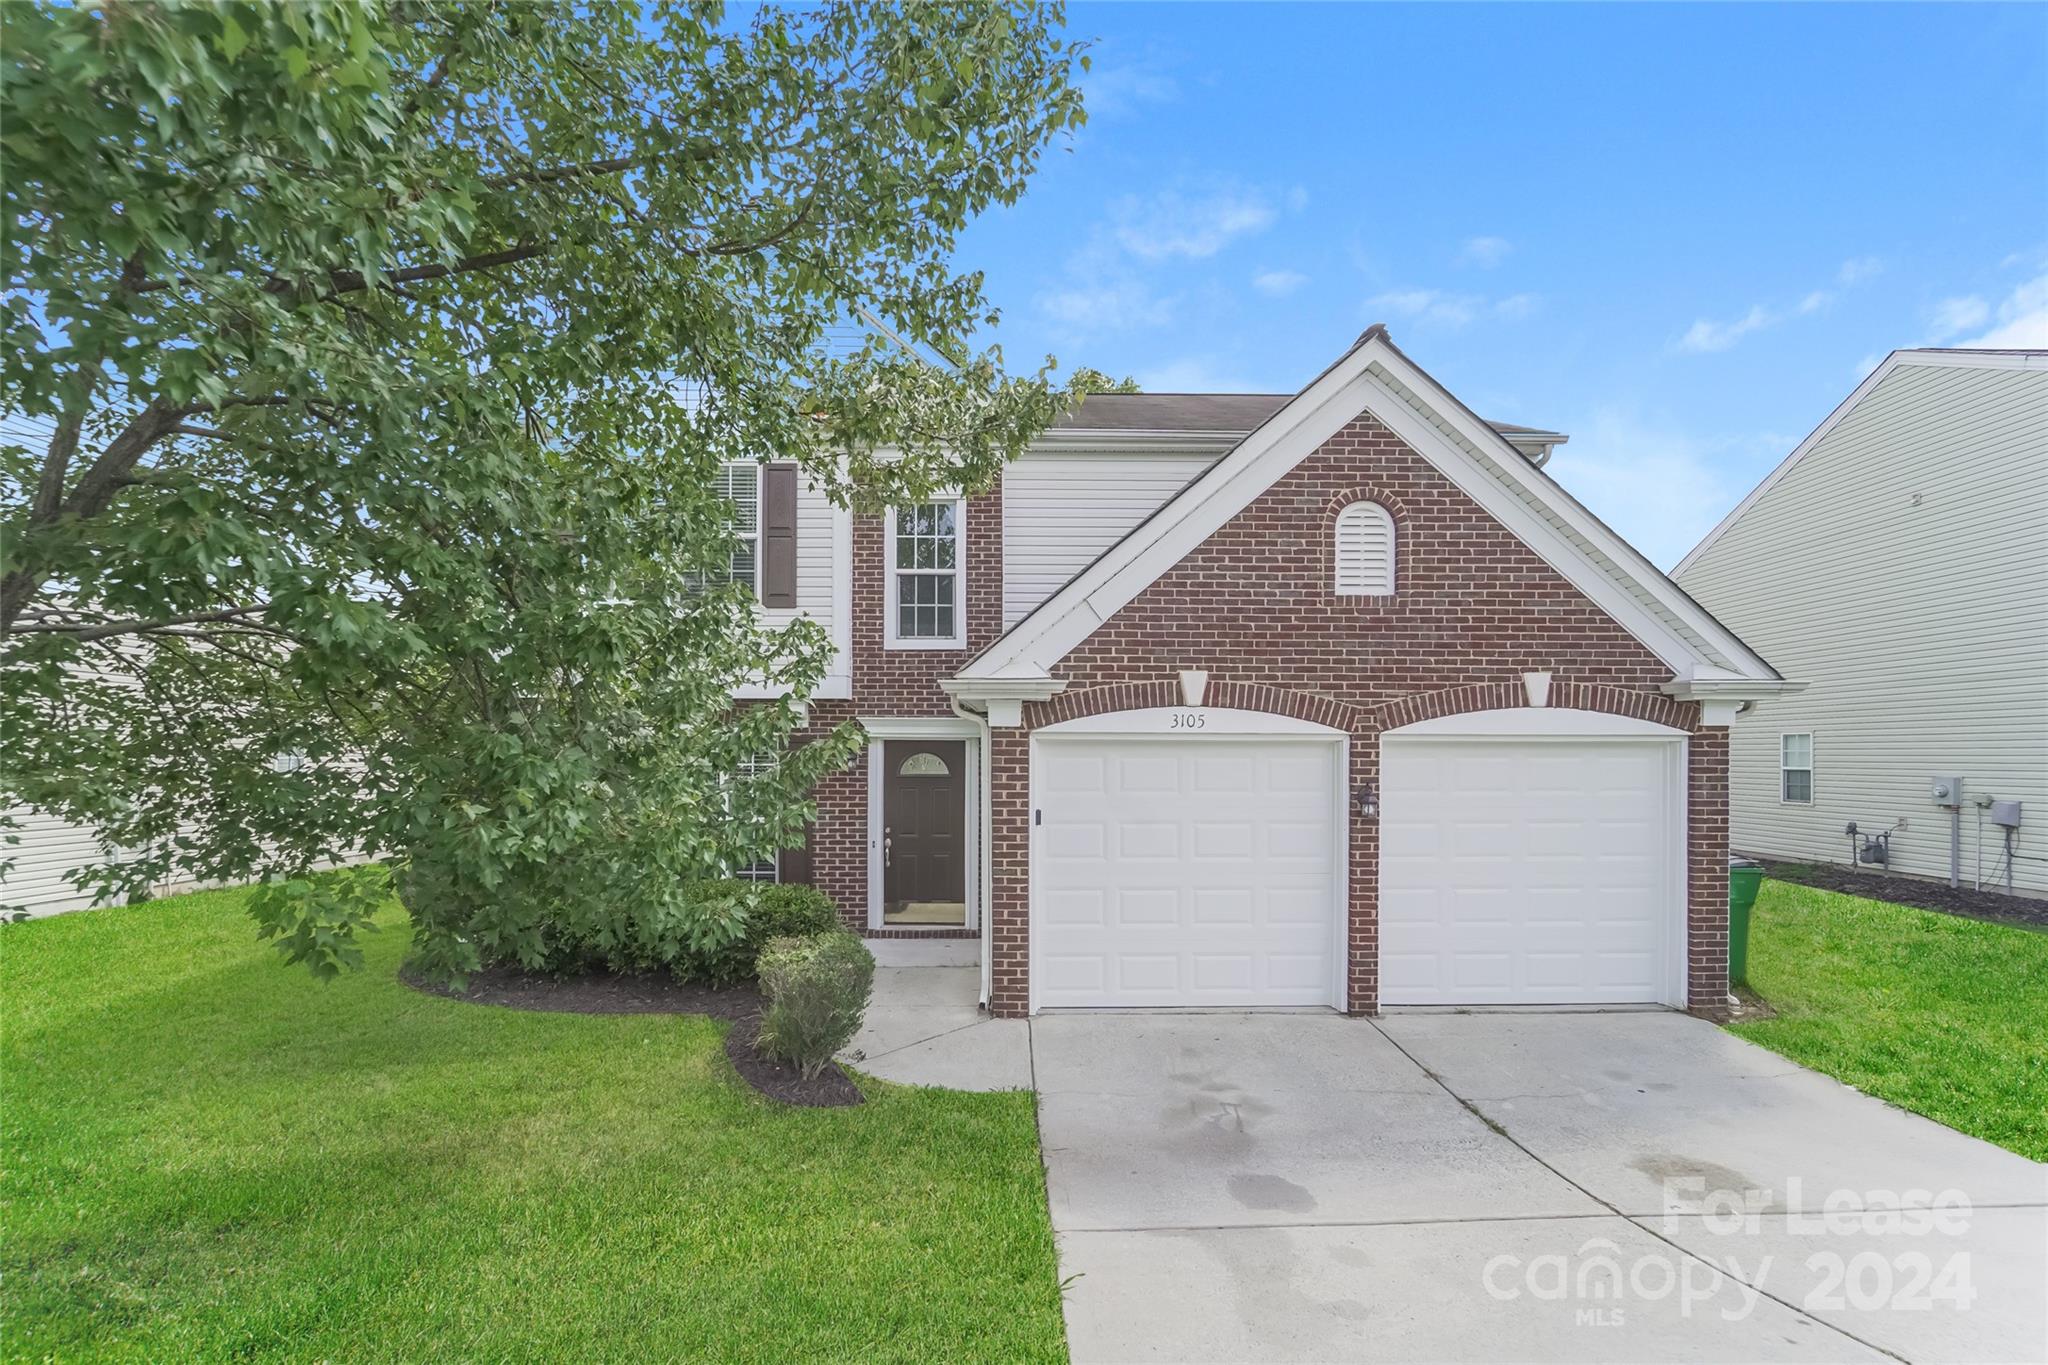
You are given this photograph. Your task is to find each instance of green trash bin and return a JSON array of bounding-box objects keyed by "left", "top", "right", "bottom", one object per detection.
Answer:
[{"left": 1728, "top": 858, "right": 1764, "bottom": 987}]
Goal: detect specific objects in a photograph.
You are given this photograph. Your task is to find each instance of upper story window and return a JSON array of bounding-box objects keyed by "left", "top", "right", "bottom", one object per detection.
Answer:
[
  {"left": 1781, "top": 733, "right": 1813, "bottom": 804},
  {"left": 886, "top": 499, "right": 966, "bottom": 648},
  {"left": 716, "top": 462, "right": 760, "bottom": 592},
  {"left": 1333, "top": 501, "right": 1396, "bottom": 596}
]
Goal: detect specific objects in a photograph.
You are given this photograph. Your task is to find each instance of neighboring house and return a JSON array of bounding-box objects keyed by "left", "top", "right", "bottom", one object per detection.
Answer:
[
  {"left": 1676, "top": 348, "right": 2048, "bottom": 898},
  {"left": 753, "top": 326, "right": 1793, "bottom": 1017}
]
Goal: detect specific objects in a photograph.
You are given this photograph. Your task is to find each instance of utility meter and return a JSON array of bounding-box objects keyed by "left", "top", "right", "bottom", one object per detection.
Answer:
[{"left": 1930, "top": 776, "right": 1963, "bottom": 808}]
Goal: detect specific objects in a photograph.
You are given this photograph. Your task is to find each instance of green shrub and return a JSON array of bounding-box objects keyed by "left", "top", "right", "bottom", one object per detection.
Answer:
[
  {"left": 467, "top": 877, "right": 840, "bottom": 986},
  {"left": 689, "top": 880, "right": 841, "bottom": 987},
  {"left": 755, "top": 931, "right": 876, "bottom": 1080}
]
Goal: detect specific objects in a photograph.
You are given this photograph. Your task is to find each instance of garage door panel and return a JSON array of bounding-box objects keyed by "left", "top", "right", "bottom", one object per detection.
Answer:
[
  {"left": 1381, "top": 737, "right": 1675, "bottom": 1006},
  {"left": 1036, "top": 736, "right": 1340, "bottom": 1009}
]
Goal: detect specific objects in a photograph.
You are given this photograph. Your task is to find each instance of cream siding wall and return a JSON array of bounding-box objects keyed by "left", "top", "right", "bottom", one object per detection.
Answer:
[
  {"left": 1677, "top": 359, "right": 2048, "bottom": 894},
  {"left": 1000, "top": 451, "right": 1220, "bottom": 628}
]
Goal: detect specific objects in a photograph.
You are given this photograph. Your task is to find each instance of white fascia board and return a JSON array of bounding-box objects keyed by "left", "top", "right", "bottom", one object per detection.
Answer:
[
  {"left": 1357, "top": 356, "right": 1777, "bottom": 682},
  {"left": 1671, "top": 349, "right": 2045, "bottom": 577}
]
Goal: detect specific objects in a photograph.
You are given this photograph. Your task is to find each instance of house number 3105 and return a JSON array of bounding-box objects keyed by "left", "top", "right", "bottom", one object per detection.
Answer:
[{"left": 1169, "top": 711, "right": 1206, "bottom": 729}]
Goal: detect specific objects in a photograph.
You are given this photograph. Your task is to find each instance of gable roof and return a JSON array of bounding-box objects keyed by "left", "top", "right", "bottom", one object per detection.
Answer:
[
  {"left": 954, "top": 326, "right": 1787, "bottom": 696},
  {"left": 1674, "top": 346, "right": 2048, "bottom": 577}
]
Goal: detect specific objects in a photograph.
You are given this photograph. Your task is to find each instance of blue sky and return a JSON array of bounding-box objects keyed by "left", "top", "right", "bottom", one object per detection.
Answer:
[{"left": 954, "top": 2, "right": 2048, "bottom": 567}]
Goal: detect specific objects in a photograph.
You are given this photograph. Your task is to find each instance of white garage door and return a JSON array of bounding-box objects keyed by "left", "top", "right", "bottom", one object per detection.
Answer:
[
  {"left": 1035, "top": 736, "right": 1340, "bottom": 1008},
  {"left": 1381, "top": 738, "right": 1677, "bottom": 1006}
]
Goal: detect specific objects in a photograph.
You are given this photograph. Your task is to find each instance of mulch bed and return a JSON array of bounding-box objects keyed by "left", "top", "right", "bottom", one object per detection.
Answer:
[
  {"left": 401, "top": 964, "right": 863, "bottom": 1107},
  {"left": 1757, "top": 858, "right": 2048, "bottom": 930}
]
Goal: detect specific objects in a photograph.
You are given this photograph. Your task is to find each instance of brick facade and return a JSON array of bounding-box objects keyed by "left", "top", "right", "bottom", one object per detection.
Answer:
[
  {"left": 796, "top": 485, "right": 1005, "bottom": 931},
  {"left": 804, "top": 412, "right": 1732, "bottom": 1021}
]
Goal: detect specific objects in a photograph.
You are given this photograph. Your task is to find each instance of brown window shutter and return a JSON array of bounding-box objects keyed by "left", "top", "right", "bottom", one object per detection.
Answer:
[
  {"left": 778, "top": 822, "right": 814, "bottom": 885},
  {"left": 761, "top": 462, "right": 799, "bottom": 608}
]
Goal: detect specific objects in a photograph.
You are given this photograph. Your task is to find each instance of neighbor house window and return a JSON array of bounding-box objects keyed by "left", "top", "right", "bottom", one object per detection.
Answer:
[
  {"left": 1333, "top": 501, "right": 1396, "bottom": 596},
  {"left": 885, "top": 499, "right": 966, "bottom": 647},
  {"left": 1780, "top": 733, "right": 1813, "bottom": 804},
  {"left": 716, "top": 461, "right": 760, "bottom": 593}
]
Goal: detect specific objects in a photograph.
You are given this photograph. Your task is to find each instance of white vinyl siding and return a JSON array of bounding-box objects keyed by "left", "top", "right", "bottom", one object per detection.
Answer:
[
  {"left": 1677, "top": 359, "right": 2048, "bottom": 894},
  {"left": 1001, "top": 452, "right": 1221, "bottom": 628},
  {"left": 1334, "top": 501, "right": 1396, "bottom": 595}
]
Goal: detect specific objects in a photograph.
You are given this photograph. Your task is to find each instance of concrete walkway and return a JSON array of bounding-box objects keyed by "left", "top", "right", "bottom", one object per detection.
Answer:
[
  {"left": 839, "top": 943, "right": 1030, "bottom": 1091},
  {"left": 840, "top": 965, "right": 2047, "bottom": 1362}
]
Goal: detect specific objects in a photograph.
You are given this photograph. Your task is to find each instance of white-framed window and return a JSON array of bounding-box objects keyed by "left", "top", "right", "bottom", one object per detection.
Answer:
[
  {"left": 731, "top": 750, "right": 779, "bottom": 882},
  {"left": 1780, "top": 733, "right": 1813, "bottom": 804},
  {"left": 715, "top": 461, "right": 761, "bottom": 594},
  {"left": 1334, "top": 501, "right": 1396, "bottom": 596},
  {"left": 884, "top": 498, "right": 966, "bottom": 648}
]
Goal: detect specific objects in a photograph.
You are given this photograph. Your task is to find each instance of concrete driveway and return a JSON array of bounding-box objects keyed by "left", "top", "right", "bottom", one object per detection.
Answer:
[{"left": 1034, "top": 1010, "right": 2048, "bottom": 1364}]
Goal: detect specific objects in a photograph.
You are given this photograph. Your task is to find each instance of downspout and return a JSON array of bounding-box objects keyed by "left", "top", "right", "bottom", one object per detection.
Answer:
[{"left": 948, "top": 694, "right": 995, "bottom": 1011}]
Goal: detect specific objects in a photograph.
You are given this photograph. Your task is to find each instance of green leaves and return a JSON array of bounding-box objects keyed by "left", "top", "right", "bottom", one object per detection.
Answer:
[
  {"left": 248, "top": 864, "right": 389, "bottom": 980},
  {"left": 3, "top": 0, "right": 1088, "bottom": 983}
]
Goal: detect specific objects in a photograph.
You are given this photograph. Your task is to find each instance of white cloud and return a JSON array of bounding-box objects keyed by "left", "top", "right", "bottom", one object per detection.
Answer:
[
  {"left": 1952, "top": 271, "right": 2048, "bottom": 348},
  {"left": 1110, "top": 185, "right": 1275, "bottom": 262},
  {"left": 1251, "top": 268, "right": 1307, "bottom": 298},
  {"left": 1676, "top": 258, "right": 1883, "bottom": 354},
  {"left": 1369, "top": 288, "right": 1539, "bottom": 329},
  {"left": 1371, "top": 289, "right": 1480, "bottom": 328},
  {"left": 1545, "top": 412, "right": 1781, "bottom": 569},
  {"left": 1460, "top": 236, "right": 1513, "bottom": 269},
  {"left": 1494, "top": 292, "right": 1540, "bottom": 321},
  {"left": 1676, "top": 305, "right": 1774, "bottom": 354},
  {"left": 1080, "top": 62, "right": 1179, "bottom": 116},
  {"left": 1133, "top": 355, "right": 1262, "bottom": 392},
  {"left": 1037, "top": 275, "right": 1174, "bottom": 332},
  {"left": 1928, "top": 294, "right": 1991, "bottom": 340}
]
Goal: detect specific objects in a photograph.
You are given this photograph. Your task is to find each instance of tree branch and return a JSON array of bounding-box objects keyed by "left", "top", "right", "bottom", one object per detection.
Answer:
[{"left": 7, "top": 604, "right": 275, "bottom": 642}]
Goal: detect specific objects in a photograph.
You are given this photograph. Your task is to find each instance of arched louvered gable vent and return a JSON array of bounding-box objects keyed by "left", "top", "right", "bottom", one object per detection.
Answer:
[{"left": 1333, "top": 501, "right": 1396, "bottom": 596}]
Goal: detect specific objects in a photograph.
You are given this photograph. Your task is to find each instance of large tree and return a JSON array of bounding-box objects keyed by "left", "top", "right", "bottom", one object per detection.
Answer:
[{"left": 1, "top": 0, "right": 1088, "bottom": 977}]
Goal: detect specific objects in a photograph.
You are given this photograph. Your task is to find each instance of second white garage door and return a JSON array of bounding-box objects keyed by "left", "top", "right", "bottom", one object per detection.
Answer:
[
  {"left": 1034, "top": 736, "right": 1341, "bottom": 1009},
  {"left": 1380, "top": 735, "right": 1680, "bottom": 1006}
]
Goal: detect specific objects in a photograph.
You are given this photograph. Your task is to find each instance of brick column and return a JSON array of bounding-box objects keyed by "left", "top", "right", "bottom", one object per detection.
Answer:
[
  {"left": 988, "top": 726, "right": 1032, "bottom": 1017},
  {"left": 1687, "top": 723, "right": 1732, "bottom": 1019}
]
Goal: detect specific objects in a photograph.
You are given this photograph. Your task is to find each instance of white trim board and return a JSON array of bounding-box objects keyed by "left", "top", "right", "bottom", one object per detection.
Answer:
[
  {"left": 1384, "top": 707, "right": 1690, "bottom": 740},
  {"left": 956, "top": 328, "right": 1781, "bottom": 691}
]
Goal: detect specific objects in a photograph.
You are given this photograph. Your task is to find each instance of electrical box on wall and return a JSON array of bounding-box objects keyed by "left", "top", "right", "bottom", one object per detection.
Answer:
[
  {"left": 1990, "top": 801, "right": 2023, "bottom": 829},
  {"left": 1930, "top": 776, "right": 1964, "bottom": 807}
]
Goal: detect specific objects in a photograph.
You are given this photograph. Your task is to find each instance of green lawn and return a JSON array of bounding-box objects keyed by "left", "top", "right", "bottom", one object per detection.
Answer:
[
  {"left": 0, "top": 889, "right": 1066, "bottom": 1362},
  {"left": 1730, "top": 878, "right": 2048, "bottom": 1162}
]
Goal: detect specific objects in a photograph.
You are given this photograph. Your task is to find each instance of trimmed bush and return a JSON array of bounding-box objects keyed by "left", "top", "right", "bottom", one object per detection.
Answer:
[
  {"left": 755, "top": 931, "right": 876, "bottom": 1080},
  {"left": 689, "top": 880, "right": 841, "bottom": 987}
]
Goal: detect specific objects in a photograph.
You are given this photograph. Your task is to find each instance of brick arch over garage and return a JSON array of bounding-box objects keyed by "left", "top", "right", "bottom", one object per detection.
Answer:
[
  {"left": 1355, "top": 681, "right": 1728, "bottom": 1022},
  {"left": 1368, "top": 679, "right": 1701, "bottom": 735},
  {"left": 1028, "top": 678, "right": 1366, "bottom": 734}
]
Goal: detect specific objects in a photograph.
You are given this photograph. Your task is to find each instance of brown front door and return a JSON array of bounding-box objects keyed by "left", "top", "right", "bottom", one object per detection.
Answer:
[{"left": 883, "top": 740, "right": 966, "bottom": 925}]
